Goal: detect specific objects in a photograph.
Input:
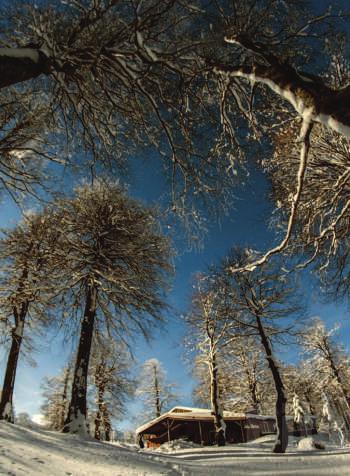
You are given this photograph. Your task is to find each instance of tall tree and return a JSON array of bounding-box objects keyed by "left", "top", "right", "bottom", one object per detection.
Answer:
[
  {"left": 90, "top": 335, "right": 134, "bottom": 441},
  {"left": 219, "top": 247, "right": 302, "bottom": 453},
  {"left": 192, "top": 335, "right": 274, "bottom": 415},
  {"left": 41, "top": 362, "right": 73, "bottom": 431},
  {"left": 282, "top": 363, "right": 321, "bottom": 419},
  {"left": 0, "top": 1, "right": 348, "bottom": 229},
  {"left": 136, "top": 358, "right": 178, "bottom": 421},
  {"left": 300, "top": 318, "right": 350, "bottom": 418},
  {"left": 185, "top": 273, "right": 240, "bottom": 446},
  {"left": 0, "top": 210, "right": 62, "bottom": 422},
  {"left": 223, "top": 336, "right": 273, "bottom": 414},
  {"left": 53, "top": 182, "right": 172, "bottom": 435}
]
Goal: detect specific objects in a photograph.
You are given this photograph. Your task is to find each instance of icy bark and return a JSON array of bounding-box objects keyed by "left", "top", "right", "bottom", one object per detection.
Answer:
[
  {"left": 0, "top": 48, "right": 51, "bottom": 89},
  {"left": 255, "top": 314, "right": 288, "bottom": 453},
  {"left": 63, "top": 283, "right": 97, "bottom": 435}
]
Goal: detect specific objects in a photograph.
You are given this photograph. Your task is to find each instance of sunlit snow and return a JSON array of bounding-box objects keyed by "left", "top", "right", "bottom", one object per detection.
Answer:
[{"left": 1, "top": 422, "right": 350, "bottom": 476}]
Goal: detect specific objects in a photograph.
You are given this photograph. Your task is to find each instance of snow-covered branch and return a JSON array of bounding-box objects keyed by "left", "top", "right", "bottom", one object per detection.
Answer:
[
  {"left": 229, "top": 119, "right": 313, "bottom": 273},
  {"left": 215, "top": 35, "right": 350, "bottom": 140}
]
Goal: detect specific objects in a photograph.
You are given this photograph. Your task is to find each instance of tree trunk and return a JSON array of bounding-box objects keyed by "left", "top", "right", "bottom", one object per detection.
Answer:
[
  {"left": 0, "top": 301, "right": 29, "bottom": 422},
  {"left": 154, "top": 367, "right": 161, "bottom": 418},
  {"left": 333, "top": 396, "right": 350, "bottom": 432},
  {"left": 329, "top": 357, "right": 350, "bottom": 409},
  {"left": 209, "top": 343, "right": 226, "bottom": 446},
  {"left": 94, "top": 409, "right": 102, "bottom": 440},
  {"left": 103, "top": 408, "right": 112, "bottom": 441},
  {"left": 249, "top": 378, "right": 261, "bottom": 413},
  {"left": 304, "top": 393, "right": 316, "bottom": 416},
  {"left": 95, "top": 382, "right": 106, "bottom": 440},
  {"left": 63, "top": 283, "right": 97, "bottom": 435},
  {"left": 0, "top": 48, "right": 51, "bottom": 89},
  {"left": 0, "top": 328, "right": 23, "bottom": 422},
  {"left": 255, "top": 314, "right": 288, "bottom": 453},
  {"left": 59, "top": 366, "right": 71, "bottom": 430}
]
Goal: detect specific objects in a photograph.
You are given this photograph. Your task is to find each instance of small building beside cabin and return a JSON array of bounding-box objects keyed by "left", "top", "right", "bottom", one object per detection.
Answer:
[{"left": 135, "top": 406, "right": 317, "bottom": 448}]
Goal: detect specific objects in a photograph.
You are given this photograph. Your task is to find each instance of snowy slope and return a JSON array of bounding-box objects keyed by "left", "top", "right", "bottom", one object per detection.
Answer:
[
  {"left": 0, "top": 422, "right": 179, "bottom": 475},
  {"left": 1, "top": 422, "right": 350, "bottom": 475}
]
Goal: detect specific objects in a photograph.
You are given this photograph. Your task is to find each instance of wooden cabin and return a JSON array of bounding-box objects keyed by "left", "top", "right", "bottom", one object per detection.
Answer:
[{"left": 136, "top": 406, "right": 317, "bottom": 448}]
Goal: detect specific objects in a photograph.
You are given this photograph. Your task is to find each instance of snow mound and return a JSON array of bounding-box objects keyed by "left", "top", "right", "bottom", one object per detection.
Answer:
[
  {"left": 249, "top": 435, "right": 276, "bottom": 445},
  {"left": 297, "top": 436, "right": 326, "bottom": 451},
  {"left": 155, "top": 438, "right": 201, "bottom": 452}
]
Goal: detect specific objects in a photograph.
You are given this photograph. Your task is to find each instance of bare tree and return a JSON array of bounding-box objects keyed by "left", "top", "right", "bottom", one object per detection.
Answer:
[
  {"left": 41, "top": 361, "right": 73, "bottom": 431},
  {"left": 3, "top": 1, "right": 336, "bottom": 229},
  {"left": 0, "top": 1, "right": 349, "bottom": 228},
  {"left": 185, "top": 273, "right": 241, "bottom": 446},
  {"left": 219, "top": 247, "right": 302, "bottom": 453},
  {"left": 192, "top": 335, "right": 274, "bottom": 415},
  {"left": 223, "top": 336, "right": 272, "bottom": 414},
  {"left": 51, "top": 181, "right": 172, "bottom": 435},
  {"left": 0, "top": 210, "right": 62, "bottom": 422},
  {"left": 90, "top": 335, "right": 134, "bottom": 441},
  {"left": 209, "top": 1, "right": 350, "bottom": 270},
  {"left": 0, "top": 87, "right": 62, "bottom": 202},
  {"left": 136, "top": 358, "right": 178, "bottom": 421},
  {"left": 0, "top": 0, "right": 241, "bottom": 221},
  {"left": 282, "top": 363, "right": 321, "bottom": 419},
  {"left": 300, "top": 318, "right": 350, "bottom": 419}
]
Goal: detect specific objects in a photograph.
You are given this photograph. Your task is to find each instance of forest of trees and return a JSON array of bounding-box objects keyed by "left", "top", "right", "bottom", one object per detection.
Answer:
[{"left": 1, "top": 0, "right": 350, "bottom": 455}]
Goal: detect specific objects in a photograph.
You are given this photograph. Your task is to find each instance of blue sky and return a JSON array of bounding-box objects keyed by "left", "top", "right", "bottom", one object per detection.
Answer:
[{"left": 0, "top": 157, "right": 349, "bottom": 432}]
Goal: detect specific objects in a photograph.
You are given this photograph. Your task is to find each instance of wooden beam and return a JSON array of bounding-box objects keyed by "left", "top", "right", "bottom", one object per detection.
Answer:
[
  {"left": 198, "top": 420, "right": 203, "bottom": 445},
  {"left": 240, "top": 420, "right": 245, "bottom": 443}
]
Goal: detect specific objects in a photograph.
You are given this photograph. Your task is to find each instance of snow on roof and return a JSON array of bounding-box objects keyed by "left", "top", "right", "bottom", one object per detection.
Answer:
[
  {"left": 135, "top": 406, "right": 275, "bottom": 435},
  {"left": 168, "top": 406, "right": 250, "bottom": 418},
  {"left": 169, "top": 406, "right": 208, "bottom": 413}
]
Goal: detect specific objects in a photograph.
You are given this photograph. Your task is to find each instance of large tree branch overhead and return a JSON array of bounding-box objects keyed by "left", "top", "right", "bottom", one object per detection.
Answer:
[
  {"left": 216, "top": 35, "right": 350, "bottom": 139},
  {"left": 0, "top": 48, "right": 51, "bottom": 88},
  {"left": 0, "top": 0, "right": 242, "bottom": 219}
]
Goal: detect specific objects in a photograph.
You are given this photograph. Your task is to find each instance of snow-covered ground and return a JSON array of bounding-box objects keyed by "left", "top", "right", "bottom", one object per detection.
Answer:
[{"left": 1, "top": 422, "right": 350, "bottom": 475}]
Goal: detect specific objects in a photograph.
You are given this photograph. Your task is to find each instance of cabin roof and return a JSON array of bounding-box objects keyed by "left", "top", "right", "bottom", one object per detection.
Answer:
[{"left": 135, "top": 406, "right": 275, "bottom": 435}]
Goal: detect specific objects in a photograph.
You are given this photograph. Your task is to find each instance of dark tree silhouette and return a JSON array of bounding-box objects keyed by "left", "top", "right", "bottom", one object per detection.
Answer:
[
  {"left": 0, "top": 211, "right": 62, "bottom": 421},
  {"left": 51, "top": 182, "right": 172, "bottom": 434}
]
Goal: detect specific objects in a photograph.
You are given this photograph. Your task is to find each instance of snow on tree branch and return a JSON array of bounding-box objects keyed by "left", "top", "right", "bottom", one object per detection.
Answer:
[
  {"left": 216, "top": 35, "right": 350, "bottom": 140},
  {"left": 228, "top": 119, "right": 313, "bottom": 273}
]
